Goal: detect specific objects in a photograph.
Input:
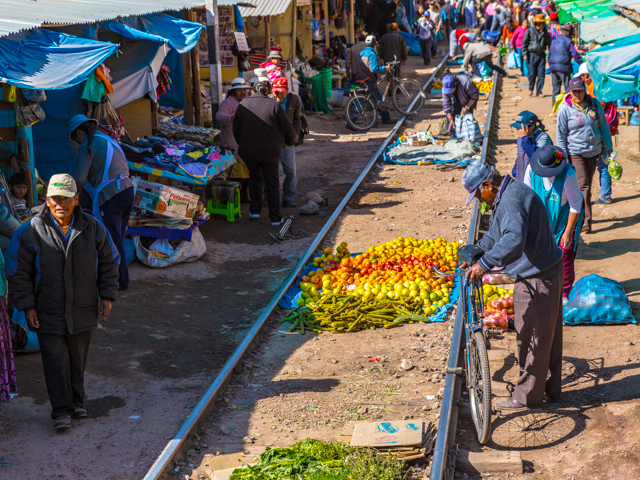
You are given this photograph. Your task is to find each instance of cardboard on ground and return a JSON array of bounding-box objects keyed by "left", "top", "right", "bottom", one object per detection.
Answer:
[
  {"left": 206, "top": 453, "right": 252, "bottom": 480},
  {"left": 350, "top": 420, "right": 424, "bottom": 447}
]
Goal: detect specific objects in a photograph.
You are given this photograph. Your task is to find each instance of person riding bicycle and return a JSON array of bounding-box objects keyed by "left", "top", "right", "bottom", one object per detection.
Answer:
[
  {"left": 442, "top": 74, "right": 480, "bottom": 134},
  {"left": 460, "top": 162, "right": 564, "bottom": 410},
  {"left": 357, "top": 36, "right": 393, "bottom": 125}
]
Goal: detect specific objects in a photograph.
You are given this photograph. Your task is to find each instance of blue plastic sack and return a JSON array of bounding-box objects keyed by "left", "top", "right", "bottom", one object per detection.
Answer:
[
  {"left": 478, "top": 61, "right": 491, "bottom": 77},
  {"left": 563, "top": 274, "right": 636, "bottom": 326},
  {"left": 506, "top": 51, "right": 519, "bottom": 69},
  {"left": 398, "top": 31, "right": 422, "bottom": 56},
  {"left": 12, "top": 308, "right": 40, "bottom": 353},
  {"left": 482, "top": 30, "right": 501, "bottom": 42}
]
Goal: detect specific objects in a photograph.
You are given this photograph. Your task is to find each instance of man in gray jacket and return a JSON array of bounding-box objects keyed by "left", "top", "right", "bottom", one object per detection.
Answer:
[
  {"left": 346, "top": 33, "right": 367, "bottom": 83},
  {"left": 462, "top": 42, "right": 508, "bottom": 77},
  {"left": 6, "top": 174, "right": 119, "bottom": 431},
  {"left": 461, "top": 163, "right": 563, "bottom": 409}
]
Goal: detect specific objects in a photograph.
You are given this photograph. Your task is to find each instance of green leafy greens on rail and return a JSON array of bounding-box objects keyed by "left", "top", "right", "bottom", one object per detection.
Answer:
[{"left": 229, "top": 439, "right": 408, "bottom": 480}]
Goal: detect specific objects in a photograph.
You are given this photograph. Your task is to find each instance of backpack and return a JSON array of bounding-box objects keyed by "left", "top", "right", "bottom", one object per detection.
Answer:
[{"left": 296, "top": 114, "right": 310, "bottom": 146}]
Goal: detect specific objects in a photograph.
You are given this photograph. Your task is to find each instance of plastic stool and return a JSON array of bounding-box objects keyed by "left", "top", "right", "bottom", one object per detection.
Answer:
[{"left": 206, "top": 187, "right": 241, "bottom": 222}]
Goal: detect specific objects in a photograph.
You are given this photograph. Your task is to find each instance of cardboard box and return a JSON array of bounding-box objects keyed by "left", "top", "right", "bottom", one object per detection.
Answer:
[
  {"left": 205, "top": 452, "right": 253, "bottom": 480},
  {"left": 133, "top": 179, "right": 199, "bottom": 219},
  {"left": 350, "top": 420, "right": 424, "bottom": 447}
]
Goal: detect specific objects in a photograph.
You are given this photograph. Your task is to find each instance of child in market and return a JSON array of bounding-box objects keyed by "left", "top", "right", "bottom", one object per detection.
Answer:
[{"left": 9, "top": 173, "right": 31, "bottom": 221}]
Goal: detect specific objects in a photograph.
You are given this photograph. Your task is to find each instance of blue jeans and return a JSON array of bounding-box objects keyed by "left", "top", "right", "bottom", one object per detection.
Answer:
[
  {"left": 597, "top": 155, "right": 612, "bottom": 201},
  {"left": 280, "top": 145, "right": 297, "bottom": 202},
  {"left": 527, "top": 52, "right": 546, "bottom": 95},
  {"left": 365, "top": 81, "right": 391, "bottom": 123}
]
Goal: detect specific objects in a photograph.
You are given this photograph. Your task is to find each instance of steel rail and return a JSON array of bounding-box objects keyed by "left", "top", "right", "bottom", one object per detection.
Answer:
[
  {"left": 142, "top": 53, "right": 450, "bottom": 480},
  {"left": 430, "top": 55, "right": 503, "bottom": 480}
]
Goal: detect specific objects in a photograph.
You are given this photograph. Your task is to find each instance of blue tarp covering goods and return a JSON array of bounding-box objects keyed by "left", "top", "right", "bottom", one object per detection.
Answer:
[{"left": 0, "top": 30, "right": 117, "bottom": 90}]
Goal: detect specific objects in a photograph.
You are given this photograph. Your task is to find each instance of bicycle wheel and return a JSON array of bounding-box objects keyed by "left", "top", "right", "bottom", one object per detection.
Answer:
[
  {"left": 392, "top": 78, "right": 425, "bottom": 116},
  {"left": 345, "top": 94, "right": 377, "bottom": 131},
  {"left": 468, "top": 329, "right": 492, "bottom": 444}
]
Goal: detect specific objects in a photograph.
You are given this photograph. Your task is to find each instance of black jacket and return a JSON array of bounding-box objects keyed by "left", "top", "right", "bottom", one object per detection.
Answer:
[
  {"left": 522, "top": 26, "right": 552, "bottom": 57},
  {"left": 233, "top": 92, "right": 295, "bottom": 162},
  {"left": 379, "top": 31, "right": 408, "bottom": 65},
  {"left": 6, "top": 205, "right": 119, "bottom": 335}
]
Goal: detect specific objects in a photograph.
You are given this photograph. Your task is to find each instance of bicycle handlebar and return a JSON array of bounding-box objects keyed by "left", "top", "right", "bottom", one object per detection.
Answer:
[{"left": 430, "top": 265, "right": 506, "bottom": 278}]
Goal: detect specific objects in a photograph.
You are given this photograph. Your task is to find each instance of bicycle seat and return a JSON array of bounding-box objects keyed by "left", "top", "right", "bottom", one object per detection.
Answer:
[{"left": 456, "top": 245, "right": 484, "bottom": 266}]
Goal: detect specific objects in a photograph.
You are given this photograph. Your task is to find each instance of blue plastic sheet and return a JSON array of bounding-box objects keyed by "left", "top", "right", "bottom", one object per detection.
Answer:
[
  {"left": 563, "top": 274, "right": 636, "bottom": 326},
  {"left": 398, "top": 31, "right": 422, "bottom": 56},
  {"left": 587, "top": 39, "right": 640, "bottom": 103},
  {"left": 278, "top": 257, "right": 461, "bottom": 324},
  {"left": 102, "top": 13, "right": 203, "bottom": 54},
  {"left": 0, "top": 29, "right": 117, "bottom": 90}
]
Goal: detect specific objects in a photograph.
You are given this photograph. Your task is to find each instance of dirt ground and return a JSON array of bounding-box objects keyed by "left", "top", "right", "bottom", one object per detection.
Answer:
[{"left": 1, "top": 46, "right": 639, "bottom": 480}]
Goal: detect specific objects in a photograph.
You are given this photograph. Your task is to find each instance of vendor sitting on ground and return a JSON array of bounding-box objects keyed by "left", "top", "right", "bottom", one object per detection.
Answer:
[
  {"left": 441, "top": 74, "right": 480, "bottom": 134},
  {"left": 216, "top": 78, "right": 252, "bottom": 201},
  {"left": 510, "top": 110, "right": 553, "bottom": 182},
  {"left": 460, "top": 162, "right": 563, "bottom": 409}
]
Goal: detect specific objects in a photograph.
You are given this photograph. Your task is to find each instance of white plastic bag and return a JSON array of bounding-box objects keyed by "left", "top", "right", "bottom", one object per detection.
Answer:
[
  {"left": 455, "top": 114, "right": 483, "bottom": 143},
  {"left": 149, "top": 238, "right": 175, "bottom": 259},
  {"left": 133, "top": 228, "right": 207, "bottom": 268}
]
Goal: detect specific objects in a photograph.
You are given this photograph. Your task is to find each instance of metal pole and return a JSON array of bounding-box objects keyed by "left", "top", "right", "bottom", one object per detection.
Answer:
[
  {"left": 205, "top": 0, "right": 222, "bottom": 124},
  {"left": 142, "top": 54, "right": 449, "bottom": 480}
]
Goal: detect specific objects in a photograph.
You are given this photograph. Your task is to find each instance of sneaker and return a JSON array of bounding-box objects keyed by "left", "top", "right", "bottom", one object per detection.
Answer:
[
  {"left": 271, "top": 218, "right": 284, "bottom": 226},
  {"left": 72, "top": 407, "right": 87, "bottom": 419},
  {"left": 118, "top": 284, "right": 128, "bottom": 291},
  {"left": 282, "top": 200, "right": 297, "bottom": 208},
  {"left": 54, "top": 415, "right": 72, "bottom": 431},
  {"left": 594, "top": 197, "right": 612, "bottom": 205},
  {"left": 249, "top": 213, "right": 260, "bottom": 220}
]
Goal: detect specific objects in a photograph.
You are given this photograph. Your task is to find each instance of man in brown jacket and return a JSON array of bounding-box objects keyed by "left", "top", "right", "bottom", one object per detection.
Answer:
[{"left": 271, "top": 77, "right": 302, "bottom": 207}]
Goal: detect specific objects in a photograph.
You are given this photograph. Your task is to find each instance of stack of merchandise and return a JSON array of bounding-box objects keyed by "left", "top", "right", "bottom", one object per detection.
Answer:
[
  {"left": 159, "top": 114, "right": 220, "bottom": 143},
  {"left": 398, "top": 130, "right": 436, "bottom": 146}
]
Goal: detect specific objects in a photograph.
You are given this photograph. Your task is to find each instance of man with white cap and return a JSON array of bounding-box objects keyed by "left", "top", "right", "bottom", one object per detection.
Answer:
[
  {"left": 460, "top": 162, "right": 563, "bottom": 410},
  {"left": 6, "top": 173, "right": 119, "bottom": 430}
]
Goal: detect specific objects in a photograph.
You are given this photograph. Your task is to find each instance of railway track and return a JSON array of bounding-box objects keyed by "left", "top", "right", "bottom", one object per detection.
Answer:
[{"left": 142, "top": 54, "right": 452, "bottom": 480}]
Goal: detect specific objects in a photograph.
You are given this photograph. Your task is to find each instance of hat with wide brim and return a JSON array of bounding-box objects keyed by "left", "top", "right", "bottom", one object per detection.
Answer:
[
  {"left": 530, "top": 145, "right": 567, "bottom": 178},
  {"left": 533, "top": 13, "right": 547, "bottom": 22},
  {"left": 267, "top": 50, "right": 283, "bottom": 60},
  {"left": 69, "top": 114, "right": 98, "bottom": 141},
  {"left": 228, "top": 77, "right": 251, "bottom": 91}
]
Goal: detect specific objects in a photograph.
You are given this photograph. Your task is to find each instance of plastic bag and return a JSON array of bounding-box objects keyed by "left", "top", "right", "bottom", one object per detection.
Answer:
[
  {"left": 455, "top": 114, "right": 482, "bottom": 143},
  {"left": 437, "top": 117, "right": 449, "bottom": 136},
  {"left": 506, "top": 51, "right": 520, "bottom": 69},
  {"left": 608, "top": 158, "right": 622, "bottom": 181},
  {"left": 133, "top": 228, "right": 207, "bottom": 268},
  {"left": 483, "top": 310, "right": 508, "bottom": 330},
  {"left": 149, "top": 238, "right": 175, "bottom": 259},
  {"left": 563, "top": 274, "right": 636, "bottom": 326},
  {"left": 483, "top": 273, "right": 516, "bottom": 285}
]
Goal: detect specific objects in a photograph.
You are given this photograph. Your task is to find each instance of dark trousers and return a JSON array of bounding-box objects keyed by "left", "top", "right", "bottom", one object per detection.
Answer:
[
  {"left": 569, "top": 153, "right": 599, "bottom": 227},
  {"left": 551, "top": 71, "right": 571, "bottom": 105},
  {"left": 528, "top": 52, "right": 546, "bottom": 95},
  {"left": 246, "top": 158, "right": 282, "bottom": 222},
  {"left": 37, "top": 331, "right": 92, "bottom": 419},
  {"left": 471, "top": 54, "right": 507, "bottom": 77},
  {"left": 443, "top": 19, "right": 451, "bottom": 38},
  {"left": 420, "top": 38, "right": 433, "bottom": 65},
  {"left": 431, "top": 34, "right": 438, "bottom": 57},
  {"left": 101, "top": 188, "right": 134, "bottom": 288},
  {"left": 513, "top": 261, "right": 563, "bottom": 407},
  {"left": 365, "top": 81, "right": 391, "bottom": 122}
]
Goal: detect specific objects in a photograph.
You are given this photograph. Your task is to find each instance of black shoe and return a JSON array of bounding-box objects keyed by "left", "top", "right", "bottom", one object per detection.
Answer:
[
  {"left": 282, "top": 200, "right": 297, "bottom": 207},
  {"left": 72, "top": 407, "right": 88, "bottom": 419},
  {"left": 118, "top": 284, "right": 128, "bottom": 291},
  {"left": 545, "top": 396, "right": 561, "bottom": 404},
  {"left": 54, "top": 415, "right": 72, "bottom": 431}
]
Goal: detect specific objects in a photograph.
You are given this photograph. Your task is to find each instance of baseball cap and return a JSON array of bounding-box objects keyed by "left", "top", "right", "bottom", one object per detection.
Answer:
[
  {"left": 442, "top": 75, "right": 455, "bottom": 95},
  {"left": 47, "top": 174, "right": 77, "bottom": 198},
  {"left": 424, "top": 10, "right": 431, "bottom": 16},
  {"left": 461, "top": 163, "right": 491, "bottom": 204},
  {"left": 390, "top": 22, "right": 399, "bottom": 29},
  {"left": 272, "top": 77, "right": 288, "bottom": 93},
  {"left": 365, "top": 35, "right": 377, "bottom": 46},
  {"left": 510, "top": 110, "right": 538, "bottom": 129},
  {"left": 568, "top": 77, "right": 585, "bottom": 91}
]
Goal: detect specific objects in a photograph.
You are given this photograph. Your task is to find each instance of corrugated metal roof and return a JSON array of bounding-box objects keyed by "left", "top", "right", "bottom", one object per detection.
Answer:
[
  {"left": 0, "top": 0, "right": 240, "bottom": 38},
  {"left": 613, "top": 0, "right": 640, "bottom": 12},
  {"left": 238, "top": 0, "right": 293, "bottom": 17}
]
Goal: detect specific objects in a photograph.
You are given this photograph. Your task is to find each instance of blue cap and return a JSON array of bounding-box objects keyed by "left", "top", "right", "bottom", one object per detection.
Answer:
[
  {"left": 461, "top": 162, "right": 491, "bottom": 204},
  {"left": 442, "top": 75, "right": 455, "bottom": 95},
  {"left": 69, "top": 114, "right": 98, "bottom": 141},
  {"left": 510, "top": 110, "right": 538, "bottom": 129}
]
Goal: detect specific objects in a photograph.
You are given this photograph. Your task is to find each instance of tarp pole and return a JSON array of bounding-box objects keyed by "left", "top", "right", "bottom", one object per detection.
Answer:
[
  {"left": 206, "top": 0, "right": 223, "bottom": 125},
  {"left": 291, "top": 0, "right": 297, "bottom": 69},
  {"left": 324, "top": 0, "right": 330, "bottom": 49},
  {"left": 349, "top": 0, "right": 355, "bottom": 44},
  {"left": 189, "top": 9, "right": 203, "bottom": 127},
  {"left": 265, "top": 16, "right": 271, "bottom": 53}
]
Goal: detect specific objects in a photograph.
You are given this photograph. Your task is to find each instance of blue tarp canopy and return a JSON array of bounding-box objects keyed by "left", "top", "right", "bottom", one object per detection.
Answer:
[
  {"left": 587, "top": 39, "right": 640, "bottom": 102},
  {"left": 0, "top": 29, "right": 117, "bottom": 90},
  {"left": 102, "top": 13, "right": 203, "bottom": 54}
]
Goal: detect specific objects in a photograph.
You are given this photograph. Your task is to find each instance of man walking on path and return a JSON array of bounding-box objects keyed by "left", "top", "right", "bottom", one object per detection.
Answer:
[
  {"left": 460, "top": 163, "right": 564, "bottom": 409},
  {"left": 548, "top": 24, "right": 582, "bottom": 106},
  {"left": 233, "top": 80, "right": 295, "bottom": 226},
  {"left": 522, "top": 14, "right": 552, "bottom": 96},
  {"left": 6, "top": 174, "right": 119, "bottom": 431},
  {"left": 379, "top": 23, "right": 408, "bottom": 75},
  {"left": 346, "top": 33, "right": 367, "bottom": 84}
]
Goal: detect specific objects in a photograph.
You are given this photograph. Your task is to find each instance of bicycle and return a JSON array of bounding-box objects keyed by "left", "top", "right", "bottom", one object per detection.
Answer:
[
  {"left": 432, "top": 244, "right": 499, "bottom": 444},
  {"left": 345, "top": 60, "right": 426, "bottom": 131}
]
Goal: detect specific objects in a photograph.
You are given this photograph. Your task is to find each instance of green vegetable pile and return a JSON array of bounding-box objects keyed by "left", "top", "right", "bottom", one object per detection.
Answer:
[{"left": 229, "top": 439, "right": 408, "bottom": 480}]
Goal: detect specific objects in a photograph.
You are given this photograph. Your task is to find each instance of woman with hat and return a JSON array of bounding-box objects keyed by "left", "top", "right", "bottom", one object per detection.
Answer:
[
  {"left": 510, "top": 110, "right": 553, "bottom": 182},
  {"left": 548, "top": 11, "right": 562, "bottom": 38},
  {"left": 216, "top": 78, "right": 252, "bottom": 199},
  {"left": 556, "top": 77, "right": 613, "bottom": 233},
  {"left": 69, "top": 114, "right": 133, "bottom": 290},
  {"left": 522, "top": 14, "right": 551, "bottom": 96},
  {"left": 262, "top": 50, "right": 284, "bottom": 83},
  {"left": 524, "top": 145, "right": 583, "bottom": 302}
]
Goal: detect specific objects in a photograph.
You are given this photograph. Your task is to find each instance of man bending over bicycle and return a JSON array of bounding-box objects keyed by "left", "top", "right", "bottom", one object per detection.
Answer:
[
  {"left": 460, "top": 163, "right": 564, "bottom": 410},
  {"left": 356, "top": 36, "right": 394, "bottom": 125}
]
